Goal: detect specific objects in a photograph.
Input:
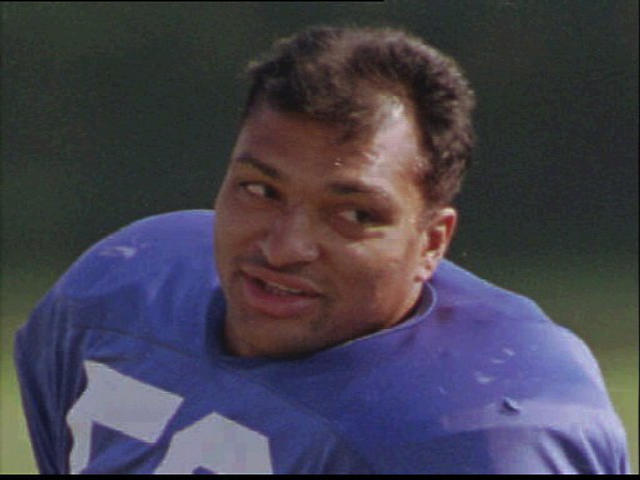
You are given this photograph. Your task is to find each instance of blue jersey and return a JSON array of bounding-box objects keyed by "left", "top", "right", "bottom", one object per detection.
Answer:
[{"left": 14, "top": 210, "right": 630, "bottom": 474}]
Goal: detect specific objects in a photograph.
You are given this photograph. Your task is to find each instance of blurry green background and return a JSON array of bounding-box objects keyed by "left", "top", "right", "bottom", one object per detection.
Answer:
[{"left": 1, "top": 1, "right": 637, "bottom": 473}]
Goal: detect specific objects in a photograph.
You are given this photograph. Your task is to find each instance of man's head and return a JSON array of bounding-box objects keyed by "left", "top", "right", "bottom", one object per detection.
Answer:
[{"left": 214, "top": 26, "right": 475, "bottom": 358}]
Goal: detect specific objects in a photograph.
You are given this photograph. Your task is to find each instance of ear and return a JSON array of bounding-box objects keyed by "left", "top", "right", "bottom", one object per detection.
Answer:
[{"left": 415, "top": 207, "right": 457, "bottom": 282}]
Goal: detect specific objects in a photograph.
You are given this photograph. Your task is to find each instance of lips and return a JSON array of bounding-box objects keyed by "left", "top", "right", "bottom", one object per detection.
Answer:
[{"left": 238, "top": 265, "right": 322, "bottom": 318}]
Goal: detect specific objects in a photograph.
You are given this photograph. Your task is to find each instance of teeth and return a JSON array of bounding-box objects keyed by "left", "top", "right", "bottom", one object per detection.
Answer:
[{"left": 263, "top": 280, "right": 304, "bottom": 295}]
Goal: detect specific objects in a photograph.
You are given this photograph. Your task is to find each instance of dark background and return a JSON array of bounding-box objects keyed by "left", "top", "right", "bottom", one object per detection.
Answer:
[
  {"left": 1, "top": 1, "right": 638, "bottom": 472},
  {"left": 3, "top": 1, "right": 638, "bottom": 266}
]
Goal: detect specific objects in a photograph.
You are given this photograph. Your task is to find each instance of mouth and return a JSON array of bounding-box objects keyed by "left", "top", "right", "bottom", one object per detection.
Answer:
[
  {"left": 252, "top": 276, "right": 312, "bottom": 296},
  {"left": 238, "top": 266, "right": 322, "bottom": 318}
]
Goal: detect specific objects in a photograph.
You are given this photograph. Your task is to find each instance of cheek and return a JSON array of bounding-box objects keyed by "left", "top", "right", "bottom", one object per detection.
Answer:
[
  {"left": 215, "top": 198, "right": 258, "bottom": 277},
  {"left": 215, "top": 190, "right": 268, "bottom": 246},
  {"left": 330, "top": 230, "right": 425, "bottom": 310},
  {"left": 334, "top": 238, "right": 419, "bottom": 292},
  {"left": 342, "top": 230, "right": 420, "bottom": 270},
  {"left": 326, "top": 249, "right": 418, "bottom": 330}
]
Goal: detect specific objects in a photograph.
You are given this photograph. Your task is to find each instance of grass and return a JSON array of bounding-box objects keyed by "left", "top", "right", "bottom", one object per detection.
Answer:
[
  {"left": 1, "top": 256, "right": 637, "bottom": 473},
  {"left": 1, "top": 337, "right": 36, "bottom": 473}
]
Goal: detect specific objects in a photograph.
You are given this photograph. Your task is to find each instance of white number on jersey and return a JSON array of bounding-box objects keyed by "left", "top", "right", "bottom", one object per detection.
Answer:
[{"left": 66, "top": 360, "right": 273, "bottom": 473}]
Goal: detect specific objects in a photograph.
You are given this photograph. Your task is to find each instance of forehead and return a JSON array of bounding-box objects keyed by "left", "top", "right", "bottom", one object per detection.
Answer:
[{"left": 232, "top": 106, "right": 423, "bottom": 184}]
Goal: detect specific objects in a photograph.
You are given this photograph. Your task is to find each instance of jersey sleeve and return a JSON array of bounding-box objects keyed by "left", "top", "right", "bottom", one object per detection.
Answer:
[
  {"left": 14, "top": 288, "right": 78, "bottom": 474},
  {"left": 419, "top": 329, "right": 630, "bottom": 474},
  {"left": 415, "top": 261, "right": 632, "bottom": 474},
  {"left": 13, "top": 210, "right": 217, "bottom": 474}
]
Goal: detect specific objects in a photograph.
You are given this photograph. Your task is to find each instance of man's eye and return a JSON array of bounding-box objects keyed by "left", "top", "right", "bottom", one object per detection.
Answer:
[
  {"left": 337, "top": 209, "right": 377, "bottom": 225},
  {"left": 241, "top": 182, "right": 276, "bottom": 199}
]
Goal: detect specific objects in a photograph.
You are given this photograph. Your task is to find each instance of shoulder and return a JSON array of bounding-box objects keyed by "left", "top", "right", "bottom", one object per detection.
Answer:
[
  {"left": 19, "top": 210, "right": 220, "bottom": 352},
  {"left": 425, "top": 260, "right": 594, "bottom": 379},
  {"left": 54, "top": 210, "right": 217, "bottom": 299},
  {"left": 425, "top": 260, "right": 610, "bottom": 401},
  {"left": 13, "top": 210, "right": 221, "bottom": 472},
  {"left": 407, "top": 260, "right": 629, "bottom": 472},
  {"left": 430, "top": 259, "right": 548, "bottom": 325}
]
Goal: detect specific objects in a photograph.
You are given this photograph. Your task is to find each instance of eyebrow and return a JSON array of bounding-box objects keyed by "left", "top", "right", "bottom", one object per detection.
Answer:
[
  {"left": 235, "top": 153, "right": 283, "bottom": 180},
  {"left": 328, "top": 181, "right": 393, "bottom": 202}
]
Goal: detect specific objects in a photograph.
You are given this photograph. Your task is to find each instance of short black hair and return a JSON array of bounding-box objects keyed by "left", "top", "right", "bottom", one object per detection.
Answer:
[{"left": 243, "top": 25, "right": 476, "bottom": 207}]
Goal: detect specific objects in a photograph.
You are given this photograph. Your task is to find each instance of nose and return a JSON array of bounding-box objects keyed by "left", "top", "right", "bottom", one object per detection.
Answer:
[{"left": 258, "top": 207, "right": 320, "bottom": 267}]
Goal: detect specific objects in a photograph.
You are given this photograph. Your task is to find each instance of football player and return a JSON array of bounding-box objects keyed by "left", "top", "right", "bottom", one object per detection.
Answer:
[{"left": 15, "top": 25, "right": 630, "bottom": 474}]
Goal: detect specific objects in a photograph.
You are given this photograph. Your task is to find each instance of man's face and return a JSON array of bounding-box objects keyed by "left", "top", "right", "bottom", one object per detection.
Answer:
[{"left": 214, "top": 103, "right": 456, "bottom": 357}]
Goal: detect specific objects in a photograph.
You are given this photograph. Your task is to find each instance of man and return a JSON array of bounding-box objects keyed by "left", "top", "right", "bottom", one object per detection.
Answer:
[{"left": 15, "top": 26, "right": 629, "bottom": 474}]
